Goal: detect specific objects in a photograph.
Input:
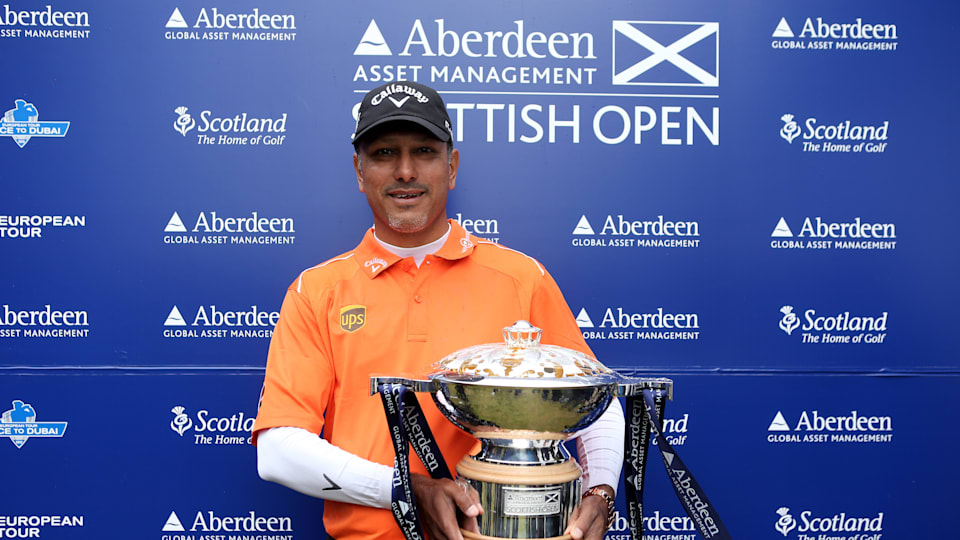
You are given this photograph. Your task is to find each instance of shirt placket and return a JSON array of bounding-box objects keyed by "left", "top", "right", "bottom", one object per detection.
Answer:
[{"left": 406, "top": 256, "right": 433, "bottom": 342}]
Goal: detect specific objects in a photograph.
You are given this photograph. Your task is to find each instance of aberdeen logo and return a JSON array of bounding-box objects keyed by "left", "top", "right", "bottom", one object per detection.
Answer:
[
  {"left": 163, "top": 304, "right": 280, "bottom": 339},
  {"left": 0, "top": 5, "right": 91, "bottom": 39},
  {"left": 160, "top": 509, "right": 292, "bottom": 533},
  {"left": 166, "top": 8, "right": 188, "bottom": 28},
  {"left": 772, "top": 18, "right": 793, "bottom": 38},
  {"left": 163, "top": 7, "right": 297, "bottom": 42},
  {"left": 1, "top": 400, "right": 68, "bottom": 449},
  {"left": 576, "top": 306, "right": 700, "bottom": 341},
  {"left": 339, "top": 305, "right": 366, "bottom": 333},
  {"left": 779, "top": 114, "right": 800, "bottom": 143},
  {"left": 0, "top": 99, "right": 70, "bottom": 148},
  {"left": 571, "top": 214, "right": 701, "bottom": 248},
  {"left": 163, "top": 211, "right": 296, "bottom": 246},
  {"left": 612, "top": 21, "right": 719, "bottom": 87},
  {"left": 354, "top": 20, "right": 392, "bottom": 55},
  {"left": 770, "top": 217, "right": 896, "bottom": 251},
  {"left": 768, "top": 410, "right": 893, "bottom": 444},
  {"left": 775, "top": 507, "right": 796, "bottom": 536},
  {"left": 772, "top": 217, "right": 793, "bottom": 237},
  {"left": 173, "top": 106, "right": 196, "bottom": 136},
  {"left": 779, "top": 306, "right": 800, "bottom": 335},
  {"left": 170, "top": 406, "right": 193, "bottom": 436}
]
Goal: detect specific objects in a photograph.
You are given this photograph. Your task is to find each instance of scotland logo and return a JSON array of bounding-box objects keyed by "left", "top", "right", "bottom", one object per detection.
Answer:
[
  {"left": 170, "top": 406, "right": 193, "bottom": 436},
  {"left": 0, "top": 100, "right": 70, "bottom": 148},
  {"left": 173, "top": 107, "right": 196, "bottom": 136},
  {"left": 1, "top": 400, "right": 68, "bottom": 448},
  {"left": 775, "top": 507, "right": 797, "bottom": 536},
  {"left": 780, "top": 114, "right": 801, "bottom": 143},
  {"left": 779, "top": 306, "right": 801, "bottom": 335}
]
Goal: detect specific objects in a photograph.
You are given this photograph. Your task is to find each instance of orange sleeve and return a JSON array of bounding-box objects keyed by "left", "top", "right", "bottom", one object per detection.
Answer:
[
  {"left": 252, "top": 286, "right": 335, "bottom": 443},
  {"left": 529, "top": 269, "right": 595, "bottom": 358}
]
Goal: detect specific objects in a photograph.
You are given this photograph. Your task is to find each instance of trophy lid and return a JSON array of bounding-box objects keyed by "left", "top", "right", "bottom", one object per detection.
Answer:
[{"left": 433, "top": 320, "right": 613, "bottom": 382}]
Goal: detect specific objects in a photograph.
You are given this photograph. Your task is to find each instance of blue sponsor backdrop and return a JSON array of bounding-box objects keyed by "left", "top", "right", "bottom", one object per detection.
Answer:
[{"left": 2, "top": 0, "right": 958, "bottom": 538}]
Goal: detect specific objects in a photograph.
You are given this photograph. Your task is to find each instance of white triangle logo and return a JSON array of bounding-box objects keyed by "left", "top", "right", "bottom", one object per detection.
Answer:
[
  {"left": 166, "top": 8, "right": 188, "bottom": 29},
  {"left": 162, "top": 511, "right": 185, "bottom": 532},
  {"left": 398, "top": 500, "right": 410, "bottom": 516},
  {"left": 773, "top": 17, "right": 794, "bottom": 38},
  {"left": 165, "top": 306, "right": 187, "bottom": 327},
  {"left": 575, "top": 308, "right": 594, "bottom": 328},
  {"left": 768, "top": 411, "right": 791, "bottom": 431},
  {"left": 662, "top": 451, "right": 675, "bottom": 466},
  {"left": 165, "top": 212, "right": 187, "bottom": 233},
  {"left": 772, "top": 217, "right": 793, "bottom": 238},
  {"left": 354, "top": 20, "right": 392, "bottom": 56},
  {"left": 573, "top": 215, "right": 595, "bottom": 235}
]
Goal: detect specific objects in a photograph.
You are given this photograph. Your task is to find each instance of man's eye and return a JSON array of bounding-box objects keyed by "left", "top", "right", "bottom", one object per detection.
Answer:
[{"left": 416, "top": 147, "right": 437, "bottom": 154}]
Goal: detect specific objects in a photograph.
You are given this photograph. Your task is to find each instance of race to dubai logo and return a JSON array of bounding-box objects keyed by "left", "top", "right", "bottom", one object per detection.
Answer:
[
  {"left": 173, "top": 107, "right": 196, "bottom": 136},
  {"left": 779, "top": 114, "right": 800, "bottom": 143},
  {"left": 170, "top": 406, "right": 193, "bottom": 436},
  {"left": 775, "top": 507, "right": 797, "bottom": 536},
  {"left": 779, "top": 306, "right": 800, "bottom": 335},
  {"left": 0, "top": 99, "right": 70, "bottom": 148},
  {"left": 1, "top": 400, "right": 68, "bottom": 448}
]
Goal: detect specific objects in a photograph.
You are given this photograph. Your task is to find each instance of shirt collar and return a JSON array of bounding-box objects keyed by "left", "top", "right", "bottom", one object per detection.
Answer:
[{"left": 353, "top": 219, "right": 476, "bottom": 279}]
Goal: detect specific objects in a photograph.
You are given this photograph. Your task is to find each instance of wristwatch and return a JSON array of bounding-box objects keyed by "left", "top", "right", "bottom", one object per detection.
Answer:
[{"left": 584, "top": 486, "right": 616, "bottom": 530}]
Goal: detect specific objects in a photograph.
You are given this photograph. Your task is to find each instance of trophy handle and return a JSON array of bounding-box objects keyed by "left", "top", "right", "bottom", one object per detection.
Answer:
[
  {"left": 615, "top": 377, "right": 674, "bottom": 400},
  {"left": 369, "top": 376, "right": 437, "bottom": 396}
]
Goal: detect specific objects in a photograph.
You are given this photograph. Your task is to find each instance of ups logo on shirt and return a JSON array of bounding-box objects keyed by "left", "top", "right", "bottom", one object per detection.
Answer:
[{"left": 339, "top": 305, "right": 366, "bottom": 332}]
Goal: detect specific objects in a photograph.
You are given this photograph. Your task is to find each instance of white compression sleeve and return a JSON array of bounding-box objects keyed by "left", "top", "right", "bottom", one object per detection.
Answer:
[
  {"left": 257, "top": 426, "right": 394, "bottom": 508},
  {"left": 576, "top": 398, "right": 625, "bottom": 495}
]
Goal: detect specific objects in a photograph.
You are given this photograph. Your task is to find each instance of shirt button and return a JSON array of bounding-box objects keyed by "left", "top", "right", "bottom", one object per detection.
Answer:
[{"left": 414, "top": 295, "right": 423, "bottom": 303}]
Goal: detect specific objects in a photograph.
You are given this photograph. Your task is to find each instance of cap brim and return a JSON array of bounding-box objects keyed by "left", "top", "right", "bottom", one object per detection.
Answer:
[{"left": 352, "top": 114, "right": 451, "bottom": 145}]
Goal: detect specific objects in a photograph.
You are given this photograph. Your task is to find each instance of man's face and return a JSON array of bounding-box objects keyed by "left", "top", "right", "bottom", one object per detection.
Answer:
[{"left": 354, "top": 124, "right": 459, "bottom": 247}]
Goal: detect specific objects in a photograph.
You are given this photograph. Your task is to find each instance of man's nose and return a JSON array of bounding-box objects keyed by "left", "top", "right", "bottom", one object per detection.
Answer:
[{"left": 394, "top": 151, "right": 416, "bottom": 182}]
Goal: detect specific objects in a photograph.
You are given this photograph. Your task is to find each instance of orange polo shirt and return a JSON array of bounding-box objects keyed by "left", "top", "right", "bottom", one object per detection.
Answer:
[{"left": 253, "top": 219, "right": 592, "bottom": 539}]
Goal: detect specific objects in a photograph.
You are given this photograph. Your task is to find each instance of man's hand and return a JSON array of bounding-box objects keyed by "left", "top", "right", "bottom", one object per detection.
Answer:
[
  {"left": 565, "top": 485, "right": 614, "bottom": 540},
  {"left": 411, "top": 473, "right": 483, "bottom": 540}
]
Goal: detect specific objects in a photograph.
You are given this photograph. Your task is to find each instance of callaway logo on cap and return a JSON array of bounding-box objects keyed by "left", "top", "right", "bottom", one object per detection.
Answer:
[{"left": 352, "top": 81, "right": 453, "bottom": 145}]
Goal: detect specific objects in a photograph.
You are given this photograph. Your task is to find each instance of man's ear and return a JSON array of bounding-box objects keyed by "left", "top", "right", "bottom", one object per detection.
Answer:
[
  {"left": 353, "top": 153, "right": 365, "bottom": 193},
  {"left": 447, "top": 148, "right": 459, "bottom": 190}
]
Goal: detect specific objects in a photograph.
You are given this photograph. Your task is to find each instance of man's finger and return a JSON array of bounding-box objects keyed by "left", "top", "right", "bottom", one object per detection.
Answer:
[{"left": 449, "top": 481, "right": 483, "bottom": 517}]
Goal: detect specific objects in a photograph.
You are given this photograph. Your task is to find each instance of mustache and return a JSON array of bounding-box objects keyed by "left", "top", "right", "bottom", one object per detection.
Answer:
[{"left": 383, "top": 183, "right": 429, "bottom": 194}]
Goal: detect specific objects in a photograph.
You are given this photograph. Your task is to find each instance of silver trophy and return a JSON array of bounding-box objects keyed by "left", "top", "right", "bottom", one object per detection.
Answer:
[{"left": 372, "top": 321, "right": 672, "bottom": 539}]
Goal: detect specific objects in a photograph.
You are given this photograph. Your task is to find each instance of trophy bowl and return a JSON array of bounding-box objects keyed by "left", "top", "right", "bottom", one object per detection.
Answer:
[{"left": 371, "top": 321, "right": 672, "bottom": 539}]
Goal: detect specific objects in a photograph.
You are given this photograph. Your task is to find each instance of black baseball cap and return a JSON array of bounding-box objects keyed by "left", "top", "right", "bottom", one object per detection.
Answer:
[{"left": 352, "top": 81, "right": 453, "bottom": 146}]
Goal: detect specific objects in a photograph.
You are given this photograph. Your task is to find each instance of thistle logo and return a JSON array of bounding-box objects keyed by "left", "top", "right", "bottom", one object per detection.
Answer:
[
  {"left": 773, "top": 18, "right": 794, "bottom": 38},
  {"left": 354, "top": 20, "right": 391, "bottom": 55},
  {"left": 775, "top": 507, "right": 797, "bottom": 536},
  {"left": 779, "top": 114, "right": 800, "bottom": 143},
  {"left": 170, "top": 406, "right": 193, "bottom": 436},
  {"left": 166, "top": 8, "right": 188, "bottom": 28},
  {"left": 173, "top": 107, "right": 196, "bottom": 136},
  {"left": 779, "top": 306, "right": 800, "bottom": 335},
  {"left": 339, "top": 305, "right": 366, "bottom": 333},
  {"left": 0, "top": 99, "right": 70, "bottom": 148},
  {"left": 1, "top": 400, "right": 68, "bottom": 449},
  {"left": 772, "top": 218, "right": 793, "bottom": 237}
]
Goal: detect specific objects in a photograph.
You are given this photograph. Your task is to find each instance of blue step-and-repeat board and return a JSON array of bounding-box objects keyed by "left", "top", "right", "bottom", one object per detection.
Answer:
[{"left": 2, "top": 1, "right": 958, "bottom": 539}]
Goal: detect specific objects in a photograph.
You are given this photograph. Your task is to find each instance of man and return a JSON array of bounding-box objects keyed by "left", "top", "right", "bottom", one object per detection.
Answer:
[{"left": 253, "top": 81, "right": 624, "bottom": 540}]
